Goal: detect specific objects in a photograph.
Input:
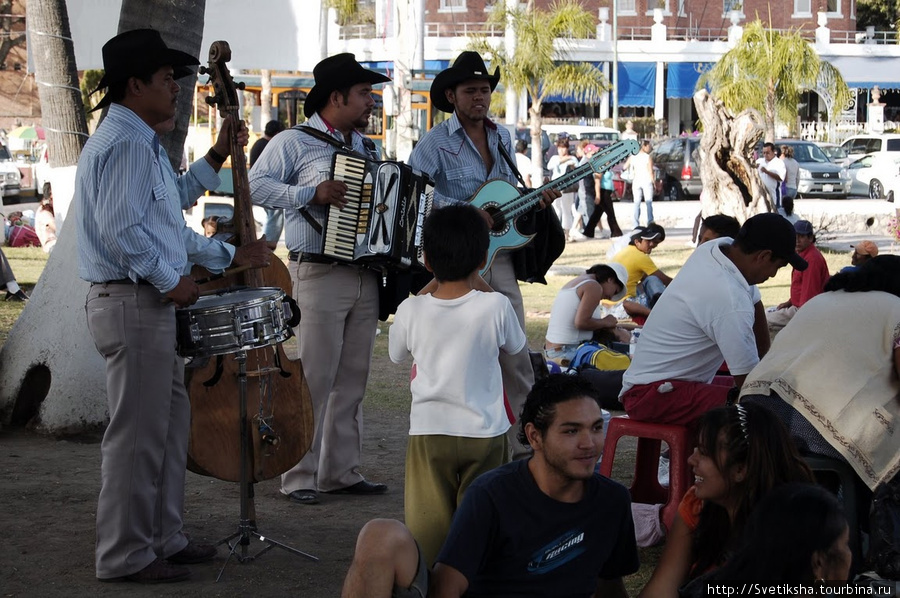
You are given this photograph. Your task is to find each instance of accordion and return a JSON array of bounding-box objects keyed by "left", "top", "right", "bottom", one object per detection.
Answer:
[{"left": 322, "top": 151, "right": 434, "bottom": 270}]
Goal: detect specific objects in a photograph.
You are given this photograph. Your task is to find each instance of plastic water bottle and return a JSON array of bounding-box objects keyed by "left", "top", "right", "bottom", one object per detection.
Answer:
[{"left": 629, "top": 328, "right": 642, "bottom": 357}]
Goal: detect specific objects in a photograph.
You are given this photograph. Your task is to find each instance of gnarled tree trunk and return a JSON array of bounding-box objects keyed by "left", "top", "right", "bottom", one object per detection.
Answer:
[{"left": 694, "top": 89, "right": 770, "bottom": 223}]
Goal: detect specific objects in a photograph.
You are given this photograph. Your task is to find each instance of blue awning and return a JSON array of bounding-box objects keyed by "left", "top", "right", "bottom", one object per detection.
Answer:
[
  {"left": 666, "top": 62, "right": 711, "bottom": 99},
  {"left": 546, "top": 62, "right": 655, "bottom": 106},
  {"left": 617, "top": 62, "right": 655, "bottom": 107},
  {"left": 828, "top": 56, "right": 900, "bottom": 90}
]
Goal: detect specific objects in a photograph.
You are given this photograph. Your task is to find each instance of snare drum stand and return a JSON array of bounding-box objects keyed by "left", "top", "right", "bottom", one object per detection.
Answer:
[{"left": 216, "top": 349, "right": 317, "bottom": 582}]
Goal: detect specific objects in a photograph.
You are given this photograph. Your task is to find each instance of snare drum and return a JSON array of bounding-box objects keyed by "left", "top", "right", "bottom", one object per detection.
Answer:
[{"left": 175, "top": 287, "right": 292, "bottom": 358}]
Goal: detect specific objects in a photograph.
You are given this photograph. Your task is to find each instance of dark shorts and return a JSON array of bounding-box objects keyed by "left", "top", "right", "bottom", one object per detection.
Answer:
[{"left": 391, "top": 541, "right": 429, "bottom": 598}]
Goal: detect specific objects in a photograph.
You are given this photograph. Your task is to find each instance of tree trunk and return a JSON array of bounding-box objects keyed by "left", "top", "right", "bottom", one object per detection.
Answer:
[
  {"left": 318, "top": 0, "right": 328, "bottom": 62},
  {"left": 694, "top": 90, "right": 770, "bottom": 223},
  {"left": 26, "top": 0, "right": 87, "bottom": 166},
  {"left": 260, "top": 69, "right": 272, "bottom": 125},
  {"left": 529, "top": 101, "right": 543, "bottom": 178},
  {"left": 117, "top": 0, "right": 206, "bottom": 172},
  {"left": 0, "top": 0, "right": 102, "bottom": 434},
  {"left": 764, "top": 77, "right": 776, "bottom": 142},
  {"left": 0, "top": 1, "right": 210, "bottom": 434}
]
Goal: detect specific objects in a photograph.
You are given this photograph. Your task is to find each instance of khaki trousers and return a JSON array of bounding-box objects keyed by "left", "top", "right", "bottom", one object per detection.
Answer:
[
  {"left": 281, "top": 261, "right": 379, "bottom": 493},
  {"left": 404, "top": 434, "right": 507, "bottom": 566},
  {"left": 86, "top": 283, "right": 189, "bottom": 579},
  {"left": 484, "top": 252, "right": 536, "bottom": 459}
]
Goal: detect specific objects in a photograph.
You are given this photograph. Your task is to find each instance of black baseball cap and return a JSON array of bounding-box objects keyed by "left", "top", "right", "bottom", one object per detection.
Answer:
[{"left": 736, "top": 213, "right": 808, "bottom": 271}]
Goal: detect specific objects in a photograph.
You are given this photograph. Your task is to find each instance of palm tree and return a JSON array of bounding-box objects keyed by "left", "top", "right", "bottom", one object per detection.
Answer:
[
  {"left": 469, "top": 0, "right": 609, "bottom": 172},
  {"left": 26, "top": 0, "right": 88, "bottom": 168},
  {"left": 699, "top": 19, "right": 850, "bottom": 142},
  {"left": 116, "top": 0, "right": 207, "bottom": 171}
]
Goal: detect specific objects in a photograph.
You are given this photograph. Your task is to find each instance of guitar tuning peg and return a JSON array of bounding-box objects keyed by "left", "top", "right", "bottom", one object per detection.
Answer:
[
  {"left": 236, "top": 82, "right": 246, "bottom": 91},
  {"left": 199, "top": 66, "right": 208, "bottom": 75},
  {"left": 205, "top": 95, "right": 218, "bottom": 106}
]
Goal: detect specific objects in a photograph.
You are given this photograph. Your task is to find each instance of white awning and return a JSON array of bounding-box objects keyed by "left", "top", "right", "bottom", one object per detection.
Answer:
[{"left": 827, "top": 55, "right": 900, "bottom": 90}]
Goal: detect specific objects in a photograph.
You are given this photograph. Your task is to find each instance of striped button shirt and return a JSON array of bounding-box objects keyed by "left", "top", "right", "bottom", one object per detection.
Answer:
[
  {"left": 408, "top": 112, "right": 515, "bottom": 209},
  {"left": 75, "top": 103, "right": 233, "bottom": 293},
  {"left": 248, "top": 113, "right": 378, "bottom": 254}
]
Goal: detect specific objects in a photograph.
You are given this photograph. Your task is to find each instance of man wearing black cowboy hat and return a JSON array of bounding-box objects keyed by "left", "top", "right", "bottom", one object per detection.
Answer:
[
  {"left": 409, "top": 51, "right": 560, "bottom": 459},
  {"left": 249, "top": 53, "right": 390, "bottom": 506},
  {"left": 75, "top": 28, "right": 271, "bottom": 584}
]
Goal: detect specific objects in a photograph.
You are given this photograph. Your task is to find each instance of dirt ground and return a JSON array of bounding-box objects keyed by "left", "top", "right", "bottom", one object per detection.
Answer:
[{"left": 0, "top": 403, "right": 409, "bottom": 598}]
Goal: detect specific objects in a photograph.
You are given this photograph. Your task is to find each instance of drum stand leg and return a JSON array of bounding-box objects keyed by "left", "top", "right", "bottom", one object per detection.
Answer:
[{"left": 216, "top": 350, "right": 317, "bottom": 582}]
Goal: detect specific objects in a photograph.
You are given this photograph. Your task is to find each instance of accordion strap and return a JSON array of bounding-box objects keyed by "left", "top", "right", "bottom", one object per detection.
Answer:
[
  {"left": 294, "top": 125, "right": 378, "bottom": 160},
  {"left": 290, "top": 126, "right": 358, "bottom": 235}
]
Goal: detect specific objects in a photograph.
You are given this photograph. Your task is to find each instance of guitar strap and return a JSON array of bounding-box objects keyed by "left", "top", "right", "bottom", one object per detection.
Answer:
[{"left": 495, "top": 139, "right": 530, "bottom": 192}]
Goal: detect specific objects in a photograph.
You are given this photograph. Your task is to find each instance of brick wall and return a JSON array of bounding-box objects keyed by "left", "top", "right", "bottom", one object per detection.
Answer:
[{"left": 422, "top": 0, "right": 854, "bottom": 38}]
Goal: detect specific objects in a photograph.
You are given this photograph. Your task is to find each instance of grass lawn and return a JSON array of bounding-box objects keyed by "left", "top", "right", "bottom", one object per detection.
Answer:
[{"left": 0, "top": 236, "right": 854, "bottom": 595}]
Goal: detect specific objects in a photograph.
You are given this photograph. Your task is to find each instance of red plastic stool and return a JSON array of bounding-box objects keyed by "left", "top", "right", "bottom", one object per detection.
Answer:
[{"left": 598, "top": 416, "right": 692, "bottom": 532}]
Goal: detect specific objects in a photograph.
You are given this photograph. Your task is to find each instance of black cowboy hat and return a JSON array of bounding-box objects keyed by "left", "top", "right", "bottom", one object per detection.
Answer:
[
  {"left": 430, "top": 51, "right": 500, "bottom": 114},
  {"left": 89, "top": 29, "right": 199, "bottom": 112},
  {"left": 303, "top": 53, "right": 391, "bottom": 118}
]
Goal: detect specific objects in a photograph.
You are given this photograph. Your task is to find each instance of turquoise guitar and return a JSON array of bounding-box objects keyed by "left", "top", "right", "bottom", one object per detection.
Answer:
[{"left": 472, "top": 139, "right": 640, "bottom": 274}]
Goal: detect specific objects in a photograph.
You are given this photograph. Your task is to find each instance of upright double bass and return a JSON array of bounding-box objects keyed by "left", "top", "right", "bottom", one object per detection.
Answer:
[{"left": 185, "top": 41, "right": 313, "bottom": 483}]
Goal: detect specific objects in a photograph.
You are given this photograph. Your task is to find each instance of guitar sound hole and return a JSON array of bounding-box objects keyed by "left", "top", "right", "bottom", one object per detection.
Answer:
[{"left": 484, "top": 207, "right": 506, "bottom": 232}]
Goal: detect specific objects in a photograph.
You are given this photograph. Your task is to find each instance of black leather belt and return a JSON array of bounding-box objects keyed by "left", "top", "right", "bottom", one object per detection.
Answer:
[
  {"left": 94, "top": 278, "right": 152, "bottom": 285},
  {"left": 288, "top": 251, "right": 337, "bottom": 265}
]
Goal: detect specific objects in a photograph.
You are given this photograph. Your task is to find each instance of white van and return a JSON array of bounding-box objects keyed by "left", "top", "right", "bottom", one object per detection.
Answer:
[
  {"left": 0, "top": 144, "right": 22, "bottom": 203},
  {"left": 541, "top": 124, "right": 620, "bottom": 145}
]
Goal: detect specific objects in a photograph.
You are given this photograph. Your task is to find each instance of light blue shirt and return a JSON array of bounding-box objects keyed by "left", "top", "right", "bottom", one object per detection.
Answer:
[
  {"left": 248, "top": 113, "right": 378, "bottom": 254},
  {"left": 75, "top": 103, "right": 233, "bottom": 293},
  {"left": 408, "top": 112, "right": 516, "bottom": 209}
]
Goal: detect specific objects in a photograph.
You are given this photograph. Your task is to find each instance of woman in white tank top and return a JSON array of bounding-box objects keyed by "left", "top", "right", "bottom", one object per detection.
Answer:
[{"left": 544, "top": 263, "right": 630, "bottom": 365}]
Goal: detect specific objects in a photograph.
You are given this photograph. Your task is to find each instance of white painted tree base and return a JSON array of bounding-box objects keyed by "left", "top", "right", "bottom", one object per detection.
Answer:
[{"left": 0, "top": 166, "right": 107, "bottom": 434}]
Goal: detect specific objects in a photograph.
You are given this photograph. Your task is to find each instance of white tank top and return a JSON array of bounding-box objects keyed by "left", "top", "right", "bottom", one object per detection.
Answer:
[{"left": 546, "top": 279, "right": 598, "bottom": 344}]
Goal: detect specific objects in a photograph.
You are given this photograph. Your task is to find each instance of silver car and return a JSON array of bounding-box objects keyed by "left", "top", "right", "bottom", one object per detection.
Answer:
[{"left": 777, "top": 140, "right": 851, "bottom": 199}]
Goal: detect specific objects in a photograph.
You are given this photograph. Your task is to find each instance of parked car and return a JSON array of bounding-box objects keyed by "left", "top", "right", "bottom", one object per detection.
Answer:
[
  {"left": 816, "top": 142, "right": 850, "bottom": 167},
  {"left": 840, "top": 134, "right": 900, "bottom": 162},
  {"left": 184, "top": 195, "right": 266, "bottom": 237},
  {"left": 652, "top": 136, "right": 702, "bottom": 200},
  {"left": 776, "top": 140, "right": 850, "bottom": 199},
  {"left": 845, "top": 152, "right": 900, "bottom": 199},
  {"left": 0, "top": 144, "right": 22, "bottom": 204},
  {"left": 609, "top": 161, "right": 663, "bottom": 201}
]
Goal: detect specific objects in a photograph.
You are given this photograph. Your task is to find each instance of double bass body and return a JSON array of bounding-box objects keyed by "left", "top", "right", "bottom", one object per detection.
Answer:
[{"left": 185, "top": 41, "right": 313, "bottom": 484}]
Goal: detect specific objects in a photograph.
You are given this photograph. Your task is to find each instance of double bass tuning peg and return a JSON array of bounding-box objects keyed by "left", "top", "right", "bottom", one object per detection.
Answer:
[
  {"left": 236, "top": 82, "right": 246, "bottom": 91},
  {"left": 205, "top": 95, "right": 218, "bottom": 106},
  {"left": 199, "top": 66, "right": 209, "bottom": 75}
]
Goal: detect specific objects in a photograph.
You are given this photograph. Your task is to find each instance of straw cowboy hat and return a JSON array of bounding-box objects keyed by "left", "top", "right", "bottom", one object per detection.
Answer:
[
  {"left": 90, "top": 29, "right": 199, "bottom": 112},
  {"left": 430, "top": 51, "right": 500, "bottom": 113},
  {"left": 303, "top": 53, "right": 391, "bottom": 118}
]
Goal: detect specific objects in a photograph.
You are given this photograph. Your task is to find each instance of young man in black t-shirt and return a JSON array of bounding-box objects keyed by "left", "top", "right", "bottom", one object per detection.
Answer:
[{"left": 341, "top": 375, "right": 639, "bottom": 598}]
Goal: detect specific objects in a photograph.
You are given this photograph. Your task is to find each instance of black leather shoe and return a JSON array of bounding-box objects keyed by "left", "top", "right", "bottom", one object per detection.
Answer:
[
  {"left": 99, "top": 558, "right": 191, "bottom": 584},
  {"left": 4, "top": 289, "right": 28, "bottom": 302},
  {"left": 166, "top": 541, "right": 217, "bottom": 564},
  {"left": 287, "top": 488, "right": 319, "bottom": 505},
  {"left": 325, "top": 480, "right": 388, "bottom": 495}
]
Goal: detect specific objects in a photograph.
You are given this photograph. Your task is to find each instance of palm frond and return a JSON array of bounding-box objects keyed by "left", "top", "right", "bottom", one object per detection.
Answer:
[
  {"left": 700, "top": 19, "right": 849, "bottom": 136},
  {"left": 539, "top": 62, "right": 609, "bottom": 105}
]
